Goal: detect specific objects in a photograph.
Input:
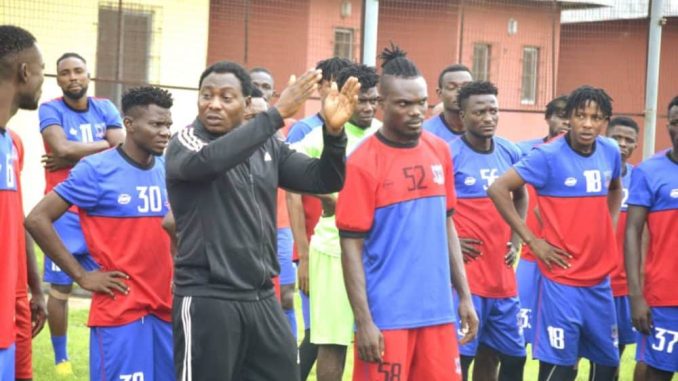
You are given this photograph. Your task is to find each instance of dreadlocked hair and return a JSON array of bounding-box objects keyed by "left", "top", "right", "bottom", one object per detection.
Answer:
[
  {"left": 565, "top": 85, "right": 613, "bottom": 119},
  {"left": 379, "top": 43, "right": 420, "bottom": 78}
]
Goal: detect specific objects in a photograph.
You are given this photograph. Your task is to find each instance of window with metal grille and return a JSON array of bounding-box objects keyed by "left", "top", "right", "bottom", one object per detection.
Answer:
[
  {"left": 334, "top": 28, "right": 353, "bottom": 60},
  {"left": 472, "top": 43, "right": 490, "bottom": 81},
  {"left": 521, "top": 46, "right": 539, "bottom": 105}
]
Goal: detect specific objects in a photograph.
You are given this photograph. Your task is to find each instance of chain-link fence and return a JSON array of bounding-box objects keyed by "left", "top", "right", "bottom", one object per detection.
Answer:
[{"left": 2, "top": 0, "right": 677, "bottom": 210}]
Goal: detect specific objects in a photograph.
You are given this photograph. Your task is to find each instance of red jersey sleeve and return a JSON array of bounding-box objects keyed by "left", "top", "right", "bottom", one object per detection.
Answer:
[
  {"left": 336, "top": 160, "right": 377, "bottom": 237},
  {"left": 443, "top": 145, "right": 457, "bottom": 214}
]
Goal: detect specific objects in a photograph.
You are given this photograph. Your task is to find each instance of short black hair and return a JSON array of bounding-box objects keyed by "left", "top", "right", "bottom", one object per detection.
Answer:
[
  {"left": 122, "top": 86, "right": 173, "bottom": 115},
  {"left": 457, "top": 80, "right": 498, "bottom": 110},
  {"left": 0, "top": 25, "right": 37, "bottom": 80},
  {"left": 250, "top": 87, "right": 264, "bottom": 98},
  {"left": 437, "top": 64, "right": 471, "bottom": 88},
  {"left": 669, "top": 95, "right": 678, "bottom": 114},
  {"left": 316, "top": 57, "right": 353, "bottom": 82},
  {"left": 56, "top": 52, "right": 86, "bottom": 68},
  {"left": 336, "top": 64, "right": 379, "bottom": 91},
  {"left": 199, "top": 61, "right": 253, "bottom": 96},
  {"left": 545, "top": 95, "right": 568, "bottom": 119},
  {"left": 607, "top": 116, "right": 639, "bottom": 134},
  {"left": 250, "top": 66, "right": 272, "bottom": 76},
  {"left": 379, "top": 43, "right": 421, "bottom": 78},
  {"left": 564, "top": 85, "right": 613, "bottom": 119}
]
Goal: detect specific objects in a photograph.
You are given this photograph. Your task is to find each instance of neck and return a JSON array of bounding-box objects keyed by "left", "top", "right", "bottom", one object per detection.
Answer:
[
  {"left": 380, "top": 127, "right": 418, "bottom": 147},
  {"left": 568, "top": 134, "right": 594, "bottom": 155},
  {"left": 121, "top": 140, "right": 153, "bottom": 167},
  {"left": 670, "top": 147, "right": 678, "bottom": 163},
  {"left": 442, "top": 109, "right": 463, "bottom": 133},
  {"left": 0, "top": 83, "right": 18, "bottom": 127},
  {"left": 64, "top": 95, "right": 88, "bottom": 111},
  {"left": 464, "top": 131, "right": 492, "bottom": 152},
  {"left": 621, "top": 159, "right": 628, "bottom": 176}
]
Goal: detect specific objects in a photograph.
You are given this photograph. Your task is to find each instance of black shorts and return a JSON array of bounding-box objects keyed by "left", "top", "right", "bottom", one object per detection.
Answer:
[{"left": 173, "top": 294, "right": 299, "bottom": 381}]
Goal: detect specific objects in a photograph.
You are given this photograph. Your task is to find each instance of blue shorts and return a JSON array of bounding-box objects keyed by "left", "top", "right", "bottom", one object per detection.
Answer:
[
  {"left": 90, "top": 315, "right": 173, "bottom": 381},
  {"left": 636, "top": 307, "right": 678, "bottom": 373},
  {"left": 516, "top": 258, "right": 540, "bottom": 344},
  {"left": 453, "top": 293, "right": 526, "bottom": 357},
  {"left": 0, "top": 344, "right": 15, "bottom": 381},
  {"left": 276, "top": 228, "right": 296, "bottom": 286},
  {"left": 533, "top": 276, "right": 619, "bottom": 367},
  {"left": 44, "top": 211, "right": 99, "bottom": 285},
  {"left": 300, "top": 291, "right": 311, "bottom": 330},
  {"left": 614, "top": 296, "right": 636, "bottom": 346}
]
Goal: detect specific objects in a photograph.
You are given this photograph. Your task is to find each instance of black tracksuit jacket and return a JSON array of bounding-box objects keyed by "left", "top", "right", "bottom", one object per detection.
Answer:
[{"left": 165, "top": 108, "right": 347, "bottom": 300}]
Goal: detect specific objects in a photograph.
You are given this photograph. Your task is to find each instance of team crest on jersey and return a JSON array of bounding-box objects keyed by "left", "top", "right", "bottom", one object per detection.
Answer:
[
  {"left": 464, "top": 176, "right": 477, "bottom": 186},
  {"left": 564, "top": 177, "right": 577, "bottom": 187},
  {"left": 670, "top": 189, "right": 678, "bottom": 198},
  {"left": 117, "top": 194, "right": 132, "bottom": 205},
  {"left": 431, "top": 164, "right": 444, "bottom": 185}
]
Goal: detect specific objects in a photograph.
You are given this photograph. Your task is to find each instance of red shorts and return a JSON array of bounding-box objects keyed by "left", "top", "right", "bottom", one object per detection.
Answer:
[
  {"left": 353, "top": 323, "right": 461, "bottom": 381},
  {"left": 15, "top": 295, "right": 32, "bottom": 379}
]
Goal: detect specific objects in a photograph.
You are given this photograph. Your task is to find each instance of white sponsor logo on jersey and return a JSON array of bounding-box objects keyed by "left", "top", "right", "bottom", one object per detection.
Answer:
[
  {"left": 564, "top": 177, "right": 577, "bottom": 187},
  {"left": 670, "top": 189, "right": 678, "bottom": 198},
  {"left": 118, "top": 194, "right": 132, "bottom": 205},
  {"left": 464, "top": 176, "right": 476, "bottom": 186},
  {"left": 431, "top": 164, "right": 444, "bottom": 185}
]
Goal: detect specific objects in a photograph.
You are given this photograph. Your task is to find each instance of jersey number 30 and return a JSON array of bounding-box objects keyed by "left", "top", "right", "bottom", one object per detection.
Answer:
[{"left": 136, "top": 186, "right": 163, "bottom": 213}]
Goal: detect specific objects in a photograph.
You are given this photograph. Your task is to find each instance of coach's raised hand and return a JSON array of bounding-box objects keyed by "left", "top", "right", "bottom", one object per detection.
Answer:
[
  {"left": 275, "top": 69, "right": 322, "bottom": 119},
  {"left": 321, "top": 77, "right": 360, "bottom": 135}
]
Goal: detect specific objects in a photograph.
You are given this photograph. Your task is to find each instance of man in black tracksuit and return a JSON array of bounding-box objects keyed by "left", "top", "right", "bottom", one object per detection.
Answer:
[{"left": 166, "top": 61, "right": 361, "bottom": 381}]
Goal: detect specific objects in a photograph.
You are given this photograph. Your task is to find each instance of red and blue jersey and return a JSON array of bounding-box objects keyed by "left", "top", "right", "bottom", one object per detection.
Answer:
[
  {"left": 516, "top": 137, "right": 547, "bottom": 262},
  {"left": 39, "top": 97, "right": 122, "bottom": 194},
  {"left": 451, "top": 136, "right": 522, "bottom": 298},
  {"left": 336, "top": 131, "right": 457, "bottom": 330},
  {"left": 0, "top": 129, "right": 24, "bottom": 347},
  {"left": 627, "top": 151, "right": 678, "bottom": 307},
  {"left": 423, "top": 114, "right": 463, "bottom": 143},
  {"left": 513, "top": 134, "right": 621, "bottom": 286},
  {"left": 611, "top": 163, "right": 633, "bottom": 296},
  {"left": 54, "top": 147, "right": 172, "bottom": 327}
]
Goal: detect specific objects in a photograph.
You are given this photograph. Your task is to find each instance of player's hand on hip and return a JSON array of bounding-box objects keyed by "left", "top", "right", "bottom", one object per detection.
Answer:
[
  {"left": 459, "top": 237, "right": 482, "bottom": 263},
  {"left": 630, "top": 294, "right": 653, "bottom": 335},
  {"left": 78, "top": 270, "right": 130, "bottom": 298},
  {"left": 457, "top": 297, "right": 479, "bottom": 345},
  {"left": 275, "top": 69, "right": 323, "bottom": 119},
  {"left": 356, "top": 320, "right": 384, "bottom": 363},
  {"left": 321, "top": 77, "right": 361, "bottom": 135},
  {"left": 297, "top": 257, "right": 309, "bottom": 295},
  {"left": 530, "top": 239, "right": 571, "bottom": 271}
]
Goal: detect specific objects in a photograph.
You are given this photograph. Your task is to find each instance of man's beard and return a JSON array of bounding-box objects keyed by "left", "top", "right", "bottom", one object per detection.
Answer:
[
  {"left": 17, "top": 92, "right": 39, "bottom": 110},
  {"left": 63, "top": 86, "right": 88, "bottom": 101}
]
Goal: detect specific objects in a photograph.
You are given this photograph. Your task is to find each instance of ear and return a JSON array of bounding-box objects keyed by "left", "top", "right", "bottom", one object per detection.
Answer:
[
  {"left": 123, "top": 115, "right": 135, "bottom": 132},
  {"left": 436, "top": 87, "right": 442, "bottom": 98},
  {"left": 245, "top": 96, "right": 252, "bottom": 108},
  {"left": 459, "top": 109, "right": 466, "bottom": 120},
  {"left": 18, "top": 62, "right": 29, "bottom": 84}
]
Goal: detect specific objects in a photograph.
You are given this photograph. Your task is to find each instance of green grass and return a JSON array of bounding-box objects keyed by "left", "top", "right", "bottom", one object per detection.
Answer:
[{"left": 31, "top": 294, "right": 638, "bottom": 380}]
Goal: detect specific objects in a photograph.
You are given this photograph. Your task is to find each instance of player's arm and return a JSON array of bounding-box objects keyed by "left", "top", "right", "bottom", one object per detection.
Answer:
[
  {"left": 287, "top": 192, "right": 310, "bottom": 294},
  {"left": 161, "top": 210, "right": 177, "bottom": 258},
  {"left": 41, "top": 125, "right": 111, "bottom": 170},
  {"left": 341, "top": 236, "right": 383, "bottom": 363},
  {"left": 624, "top": 205, "right": 652, "bottom": 334},
  {"left": 447, "top": 216, "right": 479, "bottom": 344},
  {"left": 105, "top": 127, "right": 124, "bottom": 147},
  {"left": 607, "top": 176, "right": 623, "bottom": 226},
  {"left": 488, "top": 168, "right": 571, "bottom": 270},
  {"left": 506, "top": 183, "right": 528, "bottom": 265},
  {"left": 24, "top": 230, "right": 46, "bottom": 337},
  {"left": 25, "top": 192, "right": 129, "bottom": 297}
]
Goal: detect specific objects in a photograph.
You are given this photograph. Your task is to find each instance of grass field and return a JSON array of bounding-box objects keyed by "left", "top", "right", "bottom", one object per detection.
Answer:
[{"left": 30, "top": 295, "right": 640, "bottom": 380}]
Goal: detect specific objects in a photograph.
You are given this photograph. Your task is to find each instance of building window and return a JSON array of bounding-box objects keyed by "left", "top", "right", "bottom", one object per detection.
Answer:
[
  {"left": 472, "top": 43, "right": 490, "bottom": 81},
  {"left": 334, "top": 28, "right": 354, "bottom": 60},
  {"left": 96, "top": 6, "right": 152, "bottom": 107},
  {"left": 521, "top": 46, "right": 539, "bottom": 105}
]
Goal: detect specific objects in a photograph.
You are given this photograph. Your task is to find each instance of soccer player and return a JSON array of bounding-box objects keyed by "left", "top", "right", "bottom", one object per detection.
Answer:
[
  {"left": 0, "top": 25, "right": 44, "bottom": 381},
  {"left": 27, "top": 86, "right": 175, "bottom": 381},
  {"left": 250, "top": 67, "right": 275, "bottom": 102},
  {"left": 451, "top": 81, "right": 527, "bottom": 381},
  {"left": 166, "top": 61, "right": 360, "bottom": 380},
  {"left": 285, "top": 56, "right": 353, "bottom": 380},
  {"left": 423, "top": 64, "right": 473, "bottom": 142},
  {"left": 514, "top": 95, "right": 568, "bottom": 346},
  {"left": 488, "top": 86, "right": 623, "bottom": 380},
  {"left": 604, "top": 116, "right": 639, "bottom": 365},
  {"left": 337, "top": 44, "right": 478, "bottom": 381},
  {"left": 625, "top": 96, "right": 678, "bottom": 381},
  {"left": 38, "top": 52, "right": 124, "bottom": 375},
  {"left": 293, "top": 64, "right": 380, "bottom": 381}
]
